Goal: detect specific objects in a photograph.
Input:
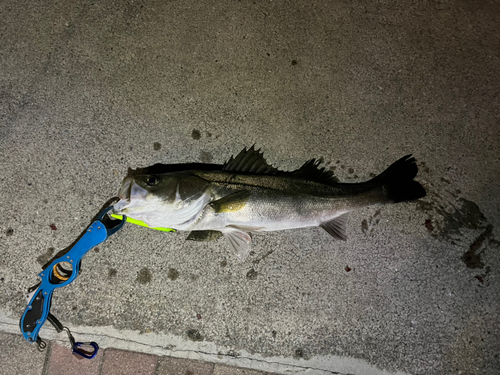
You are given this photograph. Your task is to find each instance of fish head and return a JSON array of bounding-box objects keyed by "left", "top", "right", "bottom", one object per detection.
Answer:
[{"left": 113, "top": 170, "right": 211, "bottom": 228}]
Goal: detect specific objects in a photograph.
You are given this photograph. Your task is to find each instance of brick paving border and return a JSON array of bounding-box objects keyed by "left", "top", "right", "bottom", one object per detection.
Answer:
[{"left": 0, "top": 332, "right": 280, "bottom": 375}]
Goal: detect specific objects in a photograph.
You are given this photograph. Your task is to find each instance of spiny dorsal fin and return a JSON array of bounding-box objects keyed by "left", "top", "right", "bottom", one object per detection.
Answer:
[
  {"left": 223, "top": 146, "right": 281, "bottom": 175},
  {"left": 291, "top": 158, "right": 339, "bottom": 185}
]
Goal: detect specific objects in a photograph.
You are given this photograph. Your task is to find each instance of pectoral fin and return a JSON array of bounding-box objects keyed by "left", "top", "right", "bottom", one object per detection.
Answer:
[
  {"left": 222, "top": 226, "right": 253, "bottom": 261},
  {"left": 320, "top": 213, "right": 349, "bottom": 241},
  {"left": 209, "top": 191, "right": 251, "bottom": 213},
  {"left": 186, "top": 230, "right": 223, "bottom": 242}
]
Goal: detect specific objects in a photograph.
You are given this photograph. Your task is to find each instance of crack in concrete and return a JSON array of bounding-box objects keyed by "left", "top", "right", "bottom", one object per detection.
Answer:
[{"left": 1, "top": 318, "right": 353, "bottom": 374}]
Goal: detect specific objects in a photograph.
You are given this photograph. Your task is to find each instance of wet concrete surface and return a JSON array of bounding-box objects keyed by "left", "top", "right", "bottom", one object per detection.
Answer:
[{"left": 1, "top": 1, "right": 499, "bottom": 374}]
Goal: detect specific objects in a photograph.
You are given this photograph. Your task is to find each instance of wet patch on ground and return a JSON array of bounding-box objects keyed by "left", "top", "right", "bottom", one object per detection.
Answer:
[
  {"left": 293, "top": 347, "right": 310, "bottom": 360},
  {"left": 416, "top": 189, "right": 498, "bottom": 280},
  {"left": 187, "top": 329, "right": 204, "bottom": 341},
  {"left": 473, "top": 266, "right": 491, "bottom": 286},
  {"left": 246, "top": 268, "right": 258, "bottom": 280},
  {"left": 461, "top": 225, "right": 493, "bottom": 269},
  {"left": 252, "top": 250, "right": 274, "bottom": 265},
  {"left": 362, "top": 209, "right": 381, "bottom": 235},
  {"left": 191, "top": 129, "right": 201, "bottom": 140},
  {"left": 36, "top": 247, "right": 55, "bottom": 266},
  {"left": 200, "top": 151, "right": 213, "bottom": 163},
  {"left": 153, "top": 142, "right": 161, "bottom": 150},
  {"left": 425, "top": 219, "right": 434, "bottom": 232},
  {"left": 136, "top": 267, "right": 152, "bottom": 284},
  {"left": 168, "top": 268, "right": 179, "bottom": 281}
]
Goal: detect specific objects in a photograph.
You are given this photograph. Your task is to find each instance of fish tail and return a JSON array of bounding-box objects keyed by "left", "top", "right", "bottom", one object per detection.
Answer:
[{"left": 371, "top": 155, "right": 426, "bottom": 203}]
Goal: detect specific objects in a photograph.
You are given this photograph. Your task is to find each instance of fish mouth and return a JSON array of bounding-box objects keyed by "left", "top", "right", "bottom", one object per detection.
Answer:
[{"left": 113, "top": 177, "right": 148, "bottom": 213}]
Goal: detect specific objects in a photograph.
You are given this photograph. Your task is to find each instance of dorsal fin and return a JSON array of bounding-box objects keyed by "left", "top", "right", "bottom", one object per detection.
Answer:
[
  {"left": 291, "top": 158, "right": 339, "bottom": 185},
  {"left": 223, "top": 146, "right": 281, "bottom": 175}
]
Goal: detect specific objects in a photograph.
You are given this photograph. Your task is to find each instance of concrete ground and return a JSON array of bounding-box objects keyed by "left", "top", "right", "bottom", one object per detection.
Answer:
[{"left": 1, "top": 0, "right": 499, "bottom": 374}]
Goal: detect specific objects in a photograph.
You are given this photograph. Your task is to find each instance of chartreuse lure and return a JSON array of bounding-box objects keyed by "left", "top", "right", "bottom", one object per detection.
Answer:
[{"left": 110, "top": 214, "right": 175, "bottom": 232}]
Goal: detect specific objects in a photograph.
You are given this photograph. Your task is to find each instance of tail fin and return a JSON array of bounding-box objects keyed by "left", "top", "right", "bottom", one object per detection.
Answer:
[{"left": 371, "top": 155, "right": 426, "bottom": 203}]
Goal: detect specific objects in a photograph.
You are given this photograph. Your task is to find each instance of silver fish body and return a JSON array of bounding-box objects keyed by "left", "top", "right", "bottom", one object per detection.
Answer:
[{"left": 114, "top": 147, "right": 426, "bottom": 259}]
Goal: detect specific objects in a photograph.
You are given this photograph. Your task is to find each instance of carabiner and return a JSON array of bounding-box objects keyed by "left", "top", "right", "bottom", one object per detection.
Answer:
[{"left": 72, "top": 341, "right": 99, "bottom": 359}]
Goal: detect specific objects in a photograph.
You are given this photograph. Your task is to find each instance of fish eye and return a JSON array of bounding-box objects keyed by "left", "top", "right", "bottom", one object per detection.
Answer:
[{"left": 146, "top": 175, "right": 160, "bottom": 186}]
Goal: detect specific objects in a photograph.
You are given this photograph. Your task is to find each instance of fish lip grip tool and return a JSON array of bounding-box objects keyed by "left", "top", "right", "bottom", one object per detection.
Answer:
[{"left": 19, "top": 206, "right": 126, "bottom": 358}]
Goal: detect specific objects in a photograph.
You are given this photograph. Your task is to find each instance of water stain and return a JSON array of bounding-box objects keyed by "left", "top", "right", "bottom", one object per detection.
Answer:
[
  {"left": 137, "top": 267, "right": 152, "bottom": 284},
  {"left": 200, "top": 151, "right": 213, "bottom": 163},
  {"left": 362, "top": 209, "right": 380, "bottom": 235},
  {"left": 153, "top": 142, "right": 161, "bottom": 150},
  {"left": 425, "top": 219, "right": 434, "bottom": 232},
  {"left": 416, "top": 195, "right": 498, "bottom": 269},
  {"left": 441, "top": 177, "right": 451, "bottom": 184},
  {"left": 294, "top": 348, "right": 306, "bottom": 359},
  {"left": 418, "top": 198, "right": 488, "bottom": 238},
  {"left": 187, "top": 329, "right": 204, "bottom": 341},
  {"left": 361, "top": 219, "right": 368, "bottom": 234},
  {"left": 252, "top": 250, "right": 274, "bottom": 265},
  {"left": 461, "top": 225, "right": 493, "bottom": 269},
  {"left": 444, "top": 199, "right": 485, "bottom": 235},
  {"left": 420, "top": 161, "right": 430, "bottom": 174},
  {"left": 191, "top": 129, "right": 201, "bottom": 140},
  {"left": 37, "top": 247, "right": 55, "bottom": 266},
  {"left": 108, "top": 268, "right": 117, "bottom": 278},
  {"left": 474, "top": 266, "right": 491, "bottom": 286},
  {"left": 246, "top": 269, "right": 258, "bottom": 280},
  {"left": 168, "top": 268, "right": 179, "bottom": 281}
]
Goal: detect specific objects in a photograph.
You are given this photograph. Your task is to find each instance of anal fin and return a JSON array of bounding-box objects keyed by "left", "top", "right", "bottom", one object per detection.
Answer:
[{"left": 320, "top": 213, "right": 349, "bottom": 241}]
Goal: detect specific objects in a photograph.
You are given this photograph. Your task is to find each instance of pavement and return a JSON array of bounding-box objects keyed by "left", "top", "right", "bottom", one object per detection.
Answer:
[
  {"left": 1, "top": 0, "right": 499, "bottom": 374},
  {"left": 0, "top": 331, "right": 277, "bottom": 375}
]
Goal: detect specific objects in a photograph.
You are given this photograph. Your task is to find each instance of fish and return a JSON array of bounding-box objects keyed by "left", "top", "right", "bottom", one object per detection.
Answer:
[{"left": 113, "top": 147, "right": 426, "bottom": 260}]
